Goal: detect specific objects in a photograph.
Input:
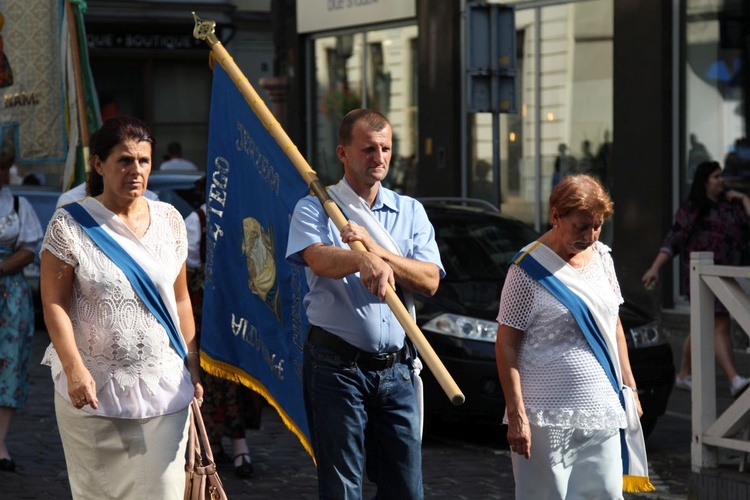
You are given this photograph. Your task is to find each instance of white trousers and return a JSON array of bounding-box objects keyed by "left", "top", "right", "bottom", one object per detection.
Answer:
[
  {"left": 54, "top": 392, "right": 190, "bottom": 500},
  {"left": 512, "top": 423, "right": 623, "bottom": 500}
]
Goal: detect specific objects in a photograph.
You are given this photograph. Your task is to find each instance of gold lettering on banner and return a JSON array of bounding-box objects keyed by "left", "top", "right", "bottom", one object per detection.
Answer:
[
  {"left": 4, "top": 91, "right": 39, "bottom": 108},
  {"left": 235, "top": 121, "right": 279, "bottom": 196},
  {"left": 204, "top": 156, "right": 229, "bottom": 287},
  {"left": 231, "top": 313, "right": 285, "bottom": 380}
]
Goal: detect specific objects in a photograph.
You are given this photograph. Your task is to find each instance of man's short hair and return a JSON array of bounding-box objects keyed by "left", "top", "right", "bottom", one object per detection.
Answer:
[{"left": 338, "top": 109, "right": 390, "bottom": 146}]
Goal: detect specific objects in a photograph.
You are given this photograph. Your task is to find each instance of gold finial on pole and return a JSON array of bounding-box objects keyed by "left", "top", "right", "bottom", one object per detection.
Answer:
[{"left": 192, "top": 12, "right": 218, "bottom": 46}]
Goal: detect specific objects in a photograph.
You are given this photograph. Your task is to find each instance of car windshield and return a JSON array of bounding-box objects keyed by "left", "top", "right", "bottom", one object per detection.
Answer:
[{"left": 428, "top": 210, "right": 539, "bottom": 282}]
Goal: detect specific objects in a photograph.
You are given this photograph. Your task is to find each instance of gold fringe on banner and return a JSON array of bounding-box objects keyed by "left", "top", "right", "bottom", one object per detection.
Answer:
[{"left": 199, "top": 351, "right": 315, "bottom": 462}]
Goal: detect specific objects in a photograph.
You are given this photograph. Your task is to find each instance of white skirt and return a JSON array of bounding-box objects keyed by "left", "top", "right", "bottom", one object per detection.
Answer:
[
  {"left": 54, "top": 392, "right": 190, "bottom": 500},
  {"left": 512, "top": 423, "right": 623, "bottom": 499}
]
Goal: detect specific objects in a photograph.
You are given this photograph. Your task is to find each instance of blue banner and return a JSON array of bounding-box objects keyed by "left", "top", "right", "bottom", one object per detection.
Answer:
[{"left": 201, "top": 63, "right": 311, "bottom": 455}]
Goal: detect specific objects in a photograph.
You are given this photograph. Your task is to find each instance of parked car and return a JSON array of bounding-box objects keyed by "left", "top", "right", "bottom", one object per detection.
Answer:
[
  {"left": 415, "top": 198, "right": 675, "bottom": 438},
  {"left": 146, "top": 171, "right": 204, "bottom": 218}
]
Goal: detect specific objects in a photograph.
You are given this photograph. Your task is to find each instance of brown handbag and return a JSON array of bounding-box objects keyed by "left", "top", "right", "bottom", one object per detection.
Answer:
[{"left": 184, "top": 398, "right": 228, "bottom": 500}]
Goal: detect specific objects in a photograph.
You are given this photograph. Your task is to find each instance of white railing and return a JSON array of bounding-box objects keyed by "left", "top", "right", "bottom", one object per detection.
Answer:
[{"left": 690, "top": 252, "right": 750, "bottom": 472}]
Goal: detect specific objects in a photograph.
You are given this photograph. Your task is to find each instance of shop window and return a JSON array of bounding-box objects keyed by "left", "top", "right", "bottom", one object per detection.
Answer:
[
  {"left": 312, "top": 26, "right": 418, "bottom": 191},
  {"left": 473, "top": 0, "right": 613, "bottom": 234},
  {"left": 686, "top": 1, "right": 749, "bottom": 196}
]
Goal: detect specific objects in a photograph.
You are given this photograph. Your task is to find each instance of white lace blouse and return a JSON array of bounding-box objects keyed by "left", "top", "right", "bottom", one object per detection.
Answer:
[
  {"left": 497, "top": 241, "right": 627, "bottom": 430},
  {"left": 41, "top": 199, "right": 194, "bottom": 419}
]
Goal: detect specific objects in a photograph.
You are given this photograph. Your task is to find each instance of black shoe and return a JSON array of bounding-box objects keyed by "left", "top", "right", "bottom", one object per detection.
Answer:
[
  {"left": 233, "top": 453, "right": 253, "bottom": 479},
  {"left": 212, "top": 447, "right": 232, "bottom": 464},
  {"left": 0, "top": 458, "right": 15, "bottom": 472}
]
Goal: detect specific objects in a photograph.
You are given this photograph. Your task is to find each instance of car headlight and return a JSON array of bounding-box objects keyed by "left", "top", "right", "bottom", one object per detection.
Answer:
[
  {"left": 422, "top": 313, "right": 498, "bottom": 343},
  {"left": 628, "top": 322, "right": 666, "bottom": 349}
]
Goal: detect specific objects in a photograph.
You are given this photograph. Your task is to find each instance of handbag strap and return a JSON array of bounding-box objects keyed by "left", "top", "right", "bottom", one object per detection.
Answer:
[
  {"left": 63, "top": 202, "right": 187, "bottom": 360},
  {"left": 190, "top": 398, "right": 216, "bottom": 463},
  {"left": 186, "top": 402, "right": 198, "bottom": 471}
]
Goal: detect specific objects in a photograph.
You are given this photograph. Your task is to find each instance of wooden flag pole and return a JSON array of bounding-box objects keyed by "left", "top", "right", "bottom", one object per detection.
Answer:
[{"left": 192, "top": 13, "right": 464, "bottom": 406}]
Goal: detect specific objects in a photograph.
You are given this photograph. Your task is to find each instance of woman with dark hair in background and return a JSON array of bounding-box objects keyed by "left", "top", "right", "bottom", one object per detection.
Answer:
[
  {"left": 40, "top": 116, "right": 202, "bottom": 499},
  {"left": 643, "top": 160, "right": 750, "bottom": 397}
]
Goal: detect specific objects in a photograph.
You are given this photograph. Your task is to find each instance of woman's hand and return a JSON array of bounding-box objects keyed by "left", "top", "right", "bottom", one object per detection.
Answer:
[
  {"left": 642, "top": 252, "right": 671, "bottom": 290},
  {"left": 506, "top": 411, "right": 531, "bottom": 459},
  {"left": 641, "top": 267, "right": 658, "bottom": 289},
  {"left": 724, "top": 189, "right": 746, "bottom": 202},
  {"left": 67, "top": 364, "right": 98, "bottom": 410},
  {"left": 186, "top": 353, "right": 204, "bottom": 405},
  {"left": 633, "top": 390, "right": 643, "bottom": 418},
  {"left": 725, "top": 189, "right": 750, "bottom": 215}
]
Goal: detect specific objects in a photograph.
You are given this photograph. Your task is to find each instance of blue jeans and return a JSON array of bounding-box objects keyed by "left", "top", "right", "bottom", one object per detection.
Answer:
[{"left": 303, "top": 339, "right": 423, "bottom": 500}]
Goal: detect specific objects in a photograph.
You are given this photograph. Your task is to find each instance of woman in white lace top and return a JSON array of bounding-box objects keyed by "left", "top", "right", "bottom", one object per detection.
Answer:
[
  {"left": 40, "top": 116, "right": 203, "bottom": 499},
  {"left": 495, "top": 175, "right": 642, "bottom": 499}
]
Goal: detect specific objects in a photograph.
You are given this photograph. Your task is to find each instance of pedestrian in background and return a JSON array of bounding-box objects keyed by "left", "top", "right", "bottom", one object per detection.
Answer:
[
  {"left": 642, "top": 160, "right": 750, "bottom": 397},
  {"left": 159, "top": 141, "right": 198, "bottom": 171},
  {"left": 286, "top": 108, "right": 445, "bottom": 499},
  {"left": 40, "top": 116, "right": 202, "bottom": 499},
  {"left": 496, "top": 174, "right": 650, "bottom": 498},
  {"left": 0, "top": 150, "right": 43, "bottom": 472}
]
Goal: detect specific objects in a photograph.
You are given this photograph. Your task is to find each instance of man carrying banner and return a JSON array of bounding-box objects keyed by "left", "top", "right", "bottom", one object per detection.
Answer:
[{"left": 286, "top": 109, "right": 445, "bottom": 499}]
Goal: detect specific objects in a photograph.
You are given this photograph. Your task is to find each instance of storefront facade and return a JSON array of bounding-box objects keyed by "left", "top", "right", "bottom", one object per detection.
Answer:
[
  {"left": 76, "top": 0, "right": 748, "bottom": 311},
  {"left": 83, "top": 0, "right": 274, "bottom": 169},
  {"left": 291, "top": 0, "right": 749, "bottom": 313}
]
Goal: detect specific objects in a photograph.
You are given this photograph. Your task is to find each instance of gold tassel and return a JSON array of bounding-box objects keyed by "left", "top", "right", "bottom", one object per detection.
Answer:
[
  {"left": 623, "top": 475, "right": 656, "bottom": 493},
  {"left": 199, "top": 352, "right": 316, "bottom": 463}
]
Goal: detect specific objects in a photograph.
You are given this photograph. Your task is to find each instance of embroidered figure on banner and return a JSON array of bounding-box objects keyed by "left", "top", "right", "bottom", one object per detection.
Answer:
[{"left": 242, "top": 217, "right": 280, "bottom": 321}]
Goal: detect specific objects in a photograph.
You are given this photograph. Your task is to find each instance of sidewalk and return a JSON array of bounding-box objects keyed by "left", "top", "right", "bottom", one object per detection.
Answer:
[{"left": 3, "top": 331, "right": 518, "bottom": 499}]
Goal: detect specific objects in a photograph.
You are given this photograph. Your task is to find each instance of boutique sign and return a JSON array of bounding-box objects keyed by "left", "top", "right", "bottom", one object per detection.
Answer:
[
  {"left": 87, "top": 32, "right": 204, "bottom": 51},
  {"left": 296, "top": 0, "right": 415, "bottom": 33}
]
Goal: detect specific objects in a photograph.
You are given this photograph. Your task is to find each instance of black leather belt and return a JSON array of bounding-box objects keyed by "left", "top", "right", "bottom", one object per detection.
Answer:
[{"left": 307, "top": 325, "right": 406, "bottom": 371}]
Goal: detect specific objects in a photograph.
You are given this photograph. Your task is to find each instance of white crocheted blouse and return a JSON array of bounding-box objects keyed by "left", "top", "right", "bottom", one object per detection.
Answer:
[
  {"left": 497, "top": 241, "right": 627, "bottom": 430},
  {"left": 41, "top": 199, "right": 194, "bottom": 419}
]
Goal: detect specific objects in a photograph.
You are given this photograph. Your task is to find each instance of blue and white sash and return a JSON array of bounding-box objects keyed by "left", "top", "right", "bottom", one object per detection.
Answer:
[
  {"left": 64, "top": 200, "right": 187, "bottom": 361},
  {"left": 513, "top": 241, "right": 654, "bottom": 493},
  {"left": 327, "top": 180, "right": 416, "bottom": 319}
]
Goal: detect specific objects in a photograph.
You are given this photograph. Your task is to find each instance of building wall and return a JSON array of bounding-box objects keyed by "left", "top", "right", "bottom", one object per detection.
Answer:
[{"left": 83, "top": 1, "right": 273, "bottom": 172}]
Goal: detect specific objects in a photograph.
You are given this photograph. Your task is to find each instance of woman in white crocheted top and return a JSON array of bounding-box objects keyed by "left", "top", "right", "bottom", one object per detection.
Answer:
[
  {"left": 495, "top": 175, "right": 642, "bottom": 499},
  {"left": 40, "top": 116, "right": 203, "bottom": 500}
]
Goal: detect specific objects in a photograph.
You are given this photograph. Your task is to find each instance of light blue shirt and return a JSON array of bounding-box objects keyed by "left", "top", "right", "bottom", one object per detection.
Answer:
[{"left": 286, "top": 182, "right": 445, "bottom": 353}]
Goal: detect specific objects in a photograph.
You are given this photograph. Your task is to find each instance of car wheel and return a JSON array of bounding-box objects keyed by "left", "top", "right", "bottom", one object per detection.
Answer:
[{"left": 640, "top": 417, "right": 658, "bottom": 439}]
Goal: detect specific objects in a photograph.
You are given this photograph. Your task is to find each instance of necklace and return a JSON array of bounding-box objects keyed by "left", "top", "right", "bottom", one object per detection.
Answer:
[{"left": 571, "top": 248, "right": 594, "bottom": 269}]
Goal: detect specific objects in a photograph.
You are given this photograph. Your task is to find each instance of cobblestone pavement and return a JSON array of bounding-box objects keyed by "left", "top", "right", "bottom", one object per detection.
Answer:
[
  {"left": 3, "top": 328, "right": 699, "bottom": 499},
  {"left": 4, "top": 332, "right": 517, "bottom": 499}
]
